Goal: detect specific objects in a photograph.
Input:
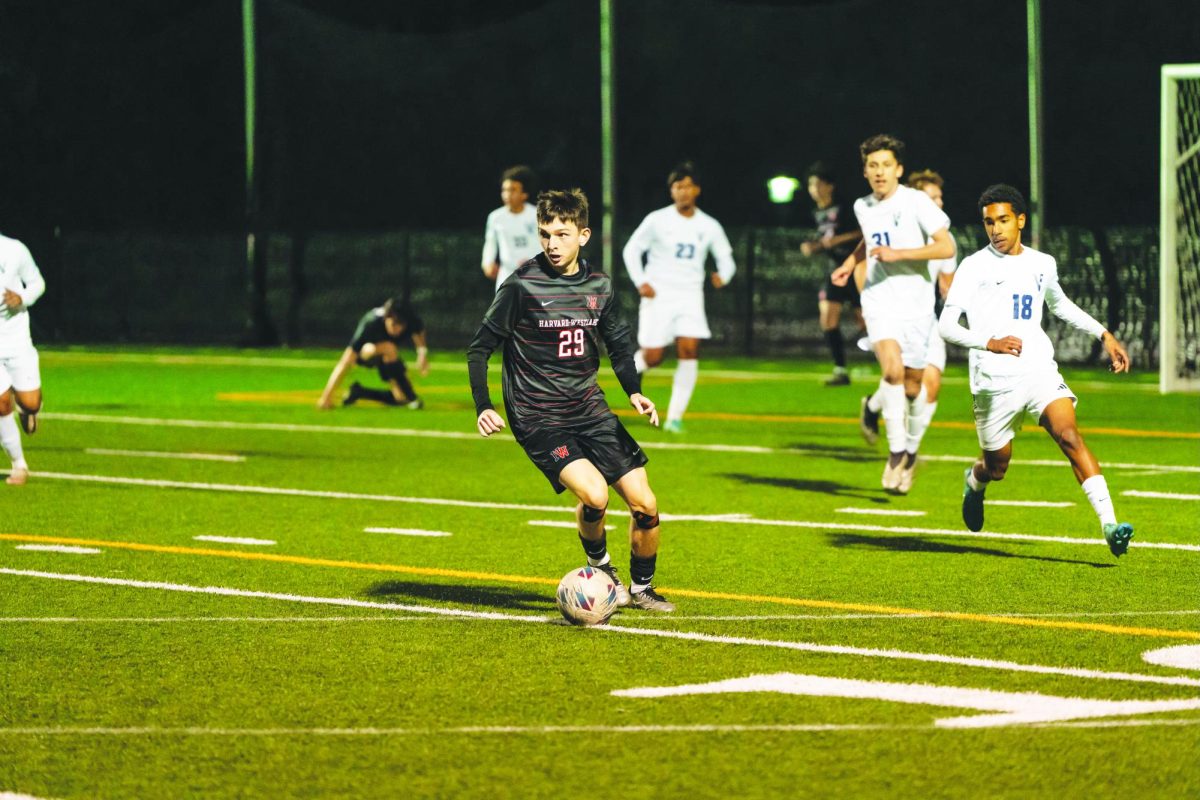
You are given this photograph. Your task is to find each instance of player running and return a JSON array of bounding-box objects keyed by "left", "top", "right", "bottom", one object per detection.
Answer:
[
  {"left": 938, "top": 184, "right": 1134, "bottom": 556},
  {"left": 800, "top": 162, "right": 864, "bottom": 386},
  {"left": 0, "top": 233, "right": 46, "bottom": 486},
  {"left": 860, "top": 169, "right": 959, "bottom": 492},
  {"left": 623, "top": 162, "right": 735, "bottom": 433},
  {"left": 316, "top": 298, "right": 429, "bottom": 410},
  {"left": 832, "top": 135, "right": 955, "bottom": 492},
  {"left": 481, "top": 165, "right": 541, "bottom": 292},
  {"left": 468, "top": 188, "right": 674, "bottom": 612}
]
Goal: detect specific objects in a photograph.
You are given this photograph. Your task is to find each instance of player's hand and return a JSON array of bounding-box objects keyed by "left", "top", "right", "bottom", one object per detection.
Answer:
[
  {"left": 417, "top": 355, "right": 431, "bottom": 377},
  {"left": 830, "top": 263, "right": 853, "bottom": 287},
  {"left": 869, "top": 245, "right": 902, "bottom": 263},
  {"left": 987, "top": 335, "right": 1023, "bottom": 357},
  {"left": 800, "top": 240, "right": 822, "bottom": 257},
  {"left": 1102, "top": 333, "right": 1131, "bottom": 373},
  {"left": 477, "top": 409, "right": 506, "bottom": 437},
  {"left": 482, "top": 262, "right": 500, "bottom": 280},
  {"left": 711, "top": 273, "right": 726, "bottom": 289},
  {"left": 3, "top": 289, "right": 22, "bottom": 310},
  {"left": 316, "top": 395, "right": 334, "bottom": 410},
  {"left": 638, "top": 283, "right": 656, "bottom": 299},
  {"left": 629, "top": 393, "right": 659, "bottom": 427}
]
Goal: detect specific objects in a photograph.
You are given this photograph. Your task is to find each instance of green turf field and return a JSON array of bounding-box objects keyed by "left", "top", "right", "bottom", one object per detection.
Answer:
[{"left": 1, "top": 346, "right": 1198, "bottom": 799}]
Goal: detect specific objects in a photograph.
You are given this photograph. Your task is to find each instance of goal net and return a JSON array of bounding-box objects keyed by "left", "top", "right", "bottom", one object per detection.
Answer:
[{"left": 1160, "top": 64, "right": 1200, "bottom": 392}]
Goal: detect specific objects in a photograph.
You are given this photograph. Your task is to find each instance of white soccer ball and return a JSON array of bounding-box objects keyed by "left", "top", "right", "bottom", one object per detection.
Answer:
[{"left": 555, "top": 566, "right": 619, "bottom": 626}]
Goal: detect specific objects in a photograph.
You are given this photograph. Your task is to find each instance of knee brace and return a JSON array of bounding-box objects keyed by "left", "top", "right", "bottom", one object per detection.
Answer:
[
  {"left": 581, "top": 504, "right": 607, "bottom": 523},
  {"left": 377, "top": 360, "right": 408, "bottom": 383},
  {"left": 632, "top": 510, "right": 660, "bottom": 530}
]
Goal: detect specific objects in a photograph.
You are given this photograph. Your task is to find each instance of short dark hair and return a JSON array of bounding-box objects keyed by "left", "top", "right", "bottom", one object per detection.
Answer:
[
  {"left": 501, "top": 165, "right": 536, "bottom": 194},
  {"left": 805, "top": 161, "right": 835, "bottom": 184},
  {"left": 667, "top": 161, "right": 700, "bottom": 188},
  {"left": 382, "top": 296, "right": 415, "bottom": 323},
  {"left": 907, "top": 169, "right": 944, "bottom": 191},
  {"left": 859, "top": 134, "right": 905, "bottom": 165},
  {"left": 978, "top": 183, "right": 1027, "bottom": 216},
  {"left": 536, "top": 188, "right": 589, "bottom": 229}
]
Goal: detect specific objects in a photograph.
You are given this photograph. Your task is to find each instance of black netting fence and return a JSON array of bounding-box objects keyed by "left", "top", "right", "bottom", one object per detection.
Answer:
[{"left": 33, "top": 224, "right": 1160, "bottom": 369}]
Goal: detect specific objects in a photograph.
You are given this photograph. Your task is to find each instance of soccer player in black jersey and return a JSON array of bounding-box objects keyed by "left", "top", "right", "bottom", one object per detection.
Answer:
[
  {"left": 467, "top": 188, "right": 675, "bottom": 613},
  {"left": 317, "top": 298, "right": 430, "bottom": 410}
]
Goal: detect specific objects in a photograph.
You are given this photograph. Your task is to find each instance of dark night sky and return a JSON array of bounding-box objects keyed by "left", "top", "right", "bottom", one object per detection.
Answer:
[{"left": 1, "top": 0, "right": 1197, "bottom": 238}]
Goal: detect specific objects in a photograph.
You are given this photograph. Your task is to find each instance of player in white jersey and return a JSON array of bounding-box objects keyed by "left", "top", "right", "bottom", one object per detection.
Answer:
[
  {"left": 623, "top": 162, "right": 735, "bottom": 433},
  {"left": 862, "top": 169, "right": 960, "bottom": 492},
  {"left": 831, "top": 135, "right": 955, "bottom": 492},
  {"left": 481, "top": 166, "right": 541, "bottom": 292},
  {"left": 0, "top": 234, "right": 46, "bottom": 486},
  {"left": 938, "top": 184, "right": 1134, "bottom": 557}
]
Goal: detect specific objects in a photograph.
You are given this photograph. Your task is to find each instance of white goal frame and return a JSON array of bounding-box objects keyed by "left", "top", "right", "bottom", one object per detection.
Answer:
[{"left": 1160, "top": 63, "right": 1200, "bottom": 393}]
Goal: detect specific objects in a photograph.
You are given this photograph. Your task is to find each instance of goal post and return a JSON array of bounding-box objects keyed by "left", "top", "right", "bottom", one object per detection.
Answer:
[{"left": 1160, "top": 64, "right": 1200, "bottom": 393}]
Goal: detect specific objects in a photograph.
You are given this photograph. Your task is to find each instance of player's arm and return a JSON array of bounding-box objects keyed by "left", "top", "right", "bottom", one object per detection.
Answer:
[
  {"left": 3, "top": 243, "right": 45, "bottom": 310},
  {"left": 830, "top": 239, "right": 866, "bottom": 286},
  {"left": 937, "top": 269, "right": 955, "bottom": 298},
  {"left": 599, "top": 294, "right": 658, "bottom": 427},
  {"left": 710, "top": 223, "right": 736, "bottom": 289},
  {"left": 481, "top": 217, "right": 500, "bottom": 280},
  {"left": 411, "top": 330, "right": 430, "bottom": 376},
  {"left": 467, "top": 281, "right": 520, "bottom": 436},
  {"left": 1044, "top": 273, "right": 1130, "bottom": 372},
  {"left": 872, "top": 227, "right": 955, "bottom": 264},
  {"left": 317, "top": 347, "right": 359, "bottom": 409},
  {"left": 937, "top": 266, "right": 1021, "bottom": 357},
  {"left": 622, "top": 218, "right": 655, "bottom": 297}
]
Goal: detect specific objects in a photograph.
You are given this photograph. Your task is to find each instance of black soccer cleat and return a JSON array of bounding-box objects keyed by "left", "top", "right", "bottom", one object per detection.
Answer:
[
  {"left": 962, "top": 467, "right": 986, "bottom": 532},
  {"left": 630, "top": 586, "right": 675, "bottom": 612},
  {"left": 18, "top": 410, "right": 37, "bottom": 435},
  {"left": 341, "top": 382, "right": 364, "bottom": 407},
  {"left": 593, "top": 563, "right": 631, "bottom": 607},
  {"left": 859, "top": 396, "right": 879, "bottom": 445}
]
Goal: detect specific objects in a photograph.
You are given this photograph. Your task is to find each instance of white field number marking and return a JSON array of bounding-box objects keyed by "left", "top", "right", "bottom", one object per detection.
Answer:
[
  {"left": 612, "top": 672, "right": 1200, "bottom": 729},
  {"left": 15, "top": 545, "right": 101, "bottom": 555}
]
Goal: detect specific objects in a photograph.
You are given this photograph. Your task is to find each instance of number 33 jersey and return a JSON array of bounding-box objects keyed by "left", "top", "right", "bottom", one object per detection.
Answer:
[
  {"left": 853, "top": 185, "right": 950, "bottom": 318},
  {"left": 944, "top": 245, "right": 1103, "bottom": 392}
]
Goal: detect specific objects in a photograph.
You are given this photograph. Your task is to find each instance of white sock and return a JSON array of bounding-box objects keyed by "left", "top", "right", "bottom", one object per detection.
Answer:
[
  {"left": 966, "top": 466, "right": 986, "bottom": 492},
  {"left": 1081, "top": 475, "right": 1118, "bottom": 526},
  {"left": 867, "top": 380, "right": 884, "bottom": 413},
  {"left": 905, "top": 387, "right": 936, "bottom": 454},
  {"left": 634, "top": 350, "right": 648, "bottom": 374},
  {"left": 0, "top": 413, "right": 26, "bottom": 470},
  {"left": 879, "top": 381, "right": 907, "bottom": 453},
  {"left": 666, "top": 359, "right": 699, "bottom": 423},
  {"left": 587, "top": 552, "right": 611, "bottom": 568}
]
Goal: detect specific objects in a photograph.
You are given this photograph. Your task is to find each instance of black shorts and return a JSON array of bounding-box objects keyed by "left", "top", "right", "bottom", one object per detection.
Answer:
[
  {"left": 356, "top": 352, "right": 406, "bottom": 382},
  {"left": 516, "top": 414, "right": 649, "bottom": 494},
  {"left": 818, "top": 272, "right": 861, "bottom": 306}
]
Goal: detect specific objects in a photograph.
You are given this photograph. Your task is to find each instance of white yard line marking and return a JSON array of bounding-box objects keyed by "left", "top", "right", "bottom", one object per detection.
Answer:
[
  {"left": 192, "top": 536, "right": 276, "bottom": 546},
  {"left": 37, "top": 412, "right": 1200, "bottom": 471},
  {"left": 527, "top": 521, "right": 614, "bottom": 531},
  {"left": 11, "top": 470, "right": 1200, "bottom": 552},
  {"left": 86, "top": 448, "right": 246, "bottom": 463},
  {"left": 1142, "top": 645, "right": 1200, "bottom": 671},
  {"left": 364, "top": 527, "right": 452, "bottom": 538},
  {"left": 1123, "top": 490, "right": 1200, "bottom": 501},
  {"left": 835, "top": 507, "right": 927, "bottom": 517},
  {"left": 0, "top": 792, "right": 58, "bottom": 800},
  {"left": 657, "top": 609, "right": 1200, "bottom": 622},
  {"left": 0, "top": 616, "right": 454, "bottom": 623},
  {"left": 611, "top": 672, "right": 1200, "bottom": 729},
  {"left": 3, "top": 567, "right": 1199, "bottom": 689},
  {"left": 14, "top": 545, "right": 101, "bottom": 555},
  {"left": 989, "top": 500, "right": 1075, "bottom": 508}
]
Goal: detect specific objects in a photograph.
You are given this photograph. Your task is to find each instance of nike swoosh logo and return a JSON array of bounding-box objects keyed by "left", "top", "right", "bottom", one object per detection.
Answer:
[{"left": 540, "top": 299, "right": 557, "bottom": 306}]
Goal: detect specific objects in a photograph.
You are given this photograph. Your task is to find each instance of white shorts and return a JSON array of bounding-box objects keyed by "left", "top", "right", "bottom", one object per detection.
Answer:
[
  {"left": 0, "top": 347, "right": 41, "bottom": 394},
  {"left": 924, "top": 322, "right": 947, "bottom": 373},
  {"left": 863, "top": 311, "right": 934, "bottom": 370},
  {"left": 972, "top": 370, "right": 1076, "bottom": 451},
  {"left": 637, "top": 292, "right": 711, "bottom": 348}
]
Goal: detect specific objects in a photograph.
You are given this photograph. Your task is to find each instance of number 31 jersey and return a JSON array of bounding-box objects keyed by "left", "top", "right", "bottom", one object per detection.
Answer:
[{"left": 853, "top": 184, "right": 950, "bottom": 319}]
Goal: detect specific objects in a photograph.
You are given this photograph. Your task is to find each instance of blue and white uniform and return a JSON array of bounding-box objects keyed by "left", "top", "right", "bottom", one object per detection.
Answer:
[
  {"left": 939, "top": 244, "right": 1106, "bottom": 450},
  {"left": 0, "top": 234, "right": 45, "bottom": 394},
  {"left": 622, "top": 206, "right": 735, "bottom": 347},
  {"left": 853, "top": 185, "right": 950, "bottom": 367},
  {"left": 482, "top": 205, "right": 540, "bottom": 292}
]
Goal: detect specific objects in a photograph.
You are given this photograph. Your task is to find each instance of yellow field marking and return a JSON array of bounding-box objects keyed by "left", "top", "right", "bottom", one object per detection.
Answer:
[
  {"left": 610, "top": 408, "right": 1200, "bottom": 439},
  {"left": 4, "top": 532, "right": 1199, "bottom": 641}
]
